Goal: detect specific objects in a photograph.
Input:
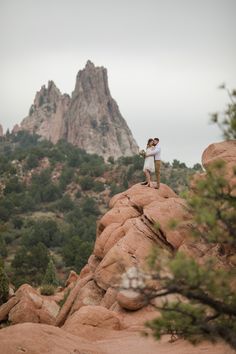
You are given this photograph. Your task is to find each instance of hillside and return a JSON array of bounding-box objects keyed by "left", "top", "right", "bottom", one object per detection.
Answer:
[{"left": 0, "top": 131, "right": 202, "bottom": 288}]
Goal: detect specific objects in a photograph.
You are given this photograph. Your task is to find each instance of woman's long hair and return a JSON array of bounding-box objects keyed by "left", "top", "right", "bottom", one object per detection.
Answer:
[{"left": 146, "top": 138, "right": 154, "bottom": 148}]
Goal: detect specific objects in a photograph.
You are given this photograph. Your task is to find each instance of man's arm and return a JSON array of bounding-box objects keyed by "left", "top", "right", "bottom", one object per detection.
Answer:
[{"left": 145, "top": 145, "right": 161, "bottom": 157}]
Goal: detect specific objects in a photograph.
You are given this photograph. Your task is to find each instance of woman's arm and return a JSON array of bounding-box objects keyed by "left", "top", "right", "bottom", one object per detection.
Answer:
[{"left": 145, "top": 145, "right": 160, "bottom": 157}]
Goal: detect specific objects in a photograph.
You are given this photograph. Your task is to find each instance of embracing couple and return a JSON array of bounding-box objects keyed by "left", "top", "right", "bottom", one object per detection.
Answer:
[{"left": 141, "top": 137, "right": 161, "bottom": 189}]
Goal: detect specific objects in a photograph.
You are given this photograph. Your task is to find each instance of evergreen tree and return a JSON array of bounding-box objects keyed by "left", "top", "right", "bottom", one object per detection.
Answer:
[
  {"left": 131, "top": 162, "right": 236, "bottom": 350},
  {"left": 142, "top": 91, "right": 236, "bottom": 349},
  {"left": 0, "top": 261, "right": 9, "bottom": 305},
  {"left": 42, "top": 258, "right": 58, "bottom": 286},
  {"left": 211, "top": 84, "right": 236, "bottom": 139}
]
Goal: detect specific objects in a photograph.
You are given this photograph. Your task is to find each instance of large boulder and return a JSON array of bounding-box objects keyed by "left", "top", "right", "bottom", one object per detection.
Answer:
[
  {"left": 56, "top": 182, "right": 191, "bottom": 327},
  {"left": 6, "top": 284, "right": 60, "bottom": 325},
  {"left": 202, "top": 140, "right": 236, "bottom": 168},
  {"left": 0, "top": 322, "right": 99, "bottom": 354},
  {"left": 63, "top": 305, "right": 121, "bottom": 338},
  {"left": 202, "top": 140, "right": 236, "bottom": 191},
  {"left": 117, "top": 290, "right": 147, "bottom": 311},
  {"left": 0, "top": 322, "right": 233, "bottom": 354},
  {"left": 69, "top": 280, "right": 105, "bottom": 315}
]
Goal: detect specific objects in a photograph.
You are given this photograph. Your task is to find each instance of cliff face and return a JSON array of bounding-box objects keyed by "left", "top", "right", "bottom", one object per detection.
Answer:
[
  {"left": 19, "top": 61, "right": 139, "bottom": 160},
  {"left": 20, "top": 81, "right": 70, "bottom": 144}
]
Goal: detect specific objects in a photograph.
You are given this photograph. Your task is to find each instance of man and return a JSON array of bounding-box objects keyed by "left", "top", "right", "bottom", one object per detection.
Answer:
[{"left": 141, "top": 138, "right": 161, "bottom": 189}]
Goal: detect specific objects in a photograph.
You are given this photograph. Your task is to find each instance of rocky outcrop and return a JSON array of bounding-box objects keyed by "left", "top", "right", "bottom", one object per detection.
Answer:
[
  {"left": 55, "top": 182, "right": 192, "bottom": 331},
  {"left": 20, "top": 81, "right": 70, "bottom": 143},
  {"left": 56, "top": 140, "right": 236, "bottom": 334},
  {"left": 12, "top": 124, "right": 20, "bottom": 134},
  {"left": 1, "top": 140, "right": 235, "bottom": 354},
  {"left": 0, "top": 322, "right": 232, "bottom": 354},
  {"left": 202, "top": 140, "right": 236, "bottom": 192},
  {"left": 202, "top": 140, "right": 236, "bottom": 168},
  {"left": 0, "top": 284, "right": 60, "bottom": 325},
  {"left": 19, "top": 61, "right": 139, "bottom": 160}
]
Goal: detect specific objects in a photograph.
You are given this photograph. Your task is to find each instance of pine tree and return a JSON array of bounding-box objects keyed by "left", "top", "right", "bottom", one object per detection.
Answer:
[
  {"left": 43, "top": 258, "right": 58, "bottom": 286},
  {"left": 141, "top": 91, "right": 236, "bottom": 349},
  {"left": 0, "top": 261, "right": 9, "bottom": 305}
]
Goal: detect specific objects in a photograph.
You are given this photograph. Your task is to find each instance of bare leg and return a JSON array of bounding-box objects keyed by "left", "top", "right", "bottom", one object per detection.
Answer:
[{"left": 144, "top": 170, "right": 151, "bottom": 186}]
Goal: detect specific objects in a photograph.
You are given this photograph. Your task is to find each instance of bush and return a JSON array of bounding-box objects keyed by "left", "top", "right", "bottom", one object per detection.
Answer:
[
  {"left": 79, "top": 176, "right": 94, "bottom": 191},
  {"left": 56, "top": 195, "right": 75, "bottom": 212},
  {"left": 43, "top": 259, "right": 58, "bottom": 286},
  {"left": 0, "top": 263, "right": 9, "bottom": 305},
  {"left": 93, "top": 181, "right": 105, "bottom": 192},
  {"left": 40, "top": 284, "right": 55, "bottom": 296}
]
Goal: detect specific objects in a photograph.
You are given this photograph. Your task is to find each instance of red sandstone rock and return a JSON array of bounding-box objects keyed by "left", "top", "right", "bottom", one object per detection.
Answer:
[
  {"left": 99, "top": 206, "right": 141, "bottom": 229},
  {"left": 0, "top": 322, "right": 99, "bottom": 354},
  {"left": 117, "top": 290, "right": 147, "bottom": 311},
  {"left": 94, "top": 244, "right": 137, "bottom": 290},
  {"left": 94, "top": 222, "right": 121, "bottom": 258},
  {"left": 0, "top": 321, "right": 234, "bottom": 354},
  {"left": 202, "top": 140, "right": 236, "bottom": 194},
  {"left": 7, "top": 284, "right": 59, "bottom": 325},
  {"left": 56, "top": 274, "right": 92, "bottom": 326},
  {"left": 0, "top": 297, "right": 19, "bottom": 322},
  {"left": 63, "top": 305, "right": 121, "bottom": 334},
  {"left": 202, "top": 140, "right": 236, "bottom": 168},
  {"left": 143, "top": 197, "right": 191, "bottom": 249},
  {"left": 69, "top": 280, "right": 105, "bottom": 315},
  {"left": 65, "top": 270, "right": 79, "bottom": 288},
  {"left": 100, "top": 287, "right": 118, "bottom": 309}
]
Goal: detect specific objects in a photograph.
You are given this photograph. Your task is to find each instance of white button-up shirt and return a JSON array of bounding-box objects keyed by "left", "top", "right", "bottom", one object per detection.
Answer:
[{"left": 146, "top": 143, "right": 161, "bottom": 160}]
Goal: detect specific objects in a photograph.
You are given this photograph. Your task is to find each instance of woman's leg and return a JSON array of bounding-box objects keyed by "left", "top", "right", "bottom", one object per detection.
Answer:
[{"left": 144, "top": 170, "right": 151, "bottom": 186}]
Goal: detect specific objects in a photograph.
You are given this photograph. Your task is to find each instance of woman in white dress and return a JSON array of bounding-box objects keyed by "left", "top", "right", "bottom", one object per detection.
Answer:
[{"left": 143, "top": 138, "right": 155, "bottom": 187}]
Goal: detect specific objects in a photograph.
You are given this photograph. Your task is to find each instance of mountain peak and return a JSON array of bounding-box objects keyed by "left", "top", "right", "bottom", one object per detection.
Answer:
[
  {"left": 85, "top": 60, "right": 95, "bottom": 69},
  {"left": 19, "top": 63, "right": 139, "bottom": 159}
]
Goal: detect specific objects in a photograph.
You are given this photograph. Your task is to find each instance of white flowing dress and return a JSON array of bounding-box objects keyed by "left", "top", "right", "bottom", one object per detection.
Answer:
[{"left": 143, "top": 147, "right": 155, "bottom": 172}]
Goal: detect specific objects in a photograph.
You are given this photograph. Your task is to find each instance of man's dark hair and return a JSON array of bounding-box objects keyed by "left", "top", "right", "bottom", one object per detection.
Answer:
[{"left": 154, "top": 138, "right": 159, "bottom": 142}]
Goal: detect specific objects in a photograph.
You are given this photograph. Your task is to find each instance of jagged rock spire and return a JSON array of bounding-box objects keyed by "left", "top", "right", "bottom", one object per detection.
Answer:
[{"left": 19, "top": 61, "right": 139, "bottom": 159}]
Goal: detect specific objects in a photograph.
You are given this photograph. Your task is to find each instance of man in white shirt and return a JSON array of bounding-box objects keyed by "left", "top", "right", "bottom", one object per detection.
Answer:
[{"left": 145, "top": 137, "right": 161, "bottom": 189}]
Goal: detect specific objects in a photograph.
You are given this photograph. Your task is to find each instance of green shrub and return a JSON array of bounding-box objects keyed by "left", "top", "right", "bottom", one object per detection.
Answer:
[
  {"left": 0, "top": 263, "right": 9, "bottom": 305},
  {"left": 40, "top": 284, "right": 55, "bottom": 296},
  {"left": 43, "top": 259, "right": 58, "bottom": 286},
  {"left": 79, "top": 176, "right": 94, "bottom": 191}
]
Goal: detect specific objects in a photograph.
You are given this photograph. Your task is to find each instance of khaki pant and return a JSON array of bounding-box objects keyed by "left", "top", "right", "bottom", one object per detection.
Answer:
[{"left": 155, "top": 160, "right": 161, "bottom": 188}]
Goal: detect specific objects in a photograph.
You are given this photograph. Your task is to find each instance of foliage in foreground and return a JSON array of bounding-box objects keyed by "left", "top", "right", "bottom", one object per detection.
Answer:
[
  {"left": 210, "top": 84, "right": 236, "bottom": 140},
  {"left": 145, "top": 161, "right": 236, "bottom": 349},
  {"left": 142, "top": 86, "right": 236, "bottom": 349}
]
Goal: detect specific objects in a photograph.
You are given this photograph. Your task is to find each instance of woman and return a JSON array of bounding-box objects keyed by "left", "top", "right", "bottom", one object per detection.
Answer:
[{"left": 143, "top": 138, "right": 155, "bottom": 187}]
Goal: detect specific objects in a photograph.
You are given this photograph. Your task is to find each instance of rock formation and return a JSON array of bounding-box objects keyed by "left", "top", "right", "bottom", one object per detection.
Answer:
[
  {"left": 20, "top": 81, "right": 70, "bottom": 144},
  {"left": 0, "top": 140, "right": 235, "bottom": 354},
  {"left": 55, "top": 182, "right": 192, "bottom": 331},
  {"left": 0, "top": 284, "right": 60, "bottom": 326},
  {"left": 19, "top": 61, "right": 139, "bottom": 160}
]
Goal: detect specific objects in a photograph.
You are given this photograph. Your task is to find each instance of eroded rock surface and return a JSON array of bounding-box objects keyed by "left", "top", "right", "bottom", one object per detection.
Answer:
[{"left": 19, "top": 61, "right": 139, "bottom": 160}]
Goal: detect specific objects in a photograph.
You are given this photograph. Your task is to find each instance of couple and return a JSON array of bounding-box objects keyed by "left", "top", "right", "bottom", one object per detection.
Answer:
[{"left": 141, "top": 137, "right": 161, "bottom": 189}]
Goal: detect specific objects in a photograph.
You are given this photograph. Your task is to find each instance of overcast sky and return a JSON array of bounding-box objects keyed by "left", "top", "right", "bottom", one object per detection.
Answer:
[{"left": 1, "top": 0, "right": 235, "bottom": 166}]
